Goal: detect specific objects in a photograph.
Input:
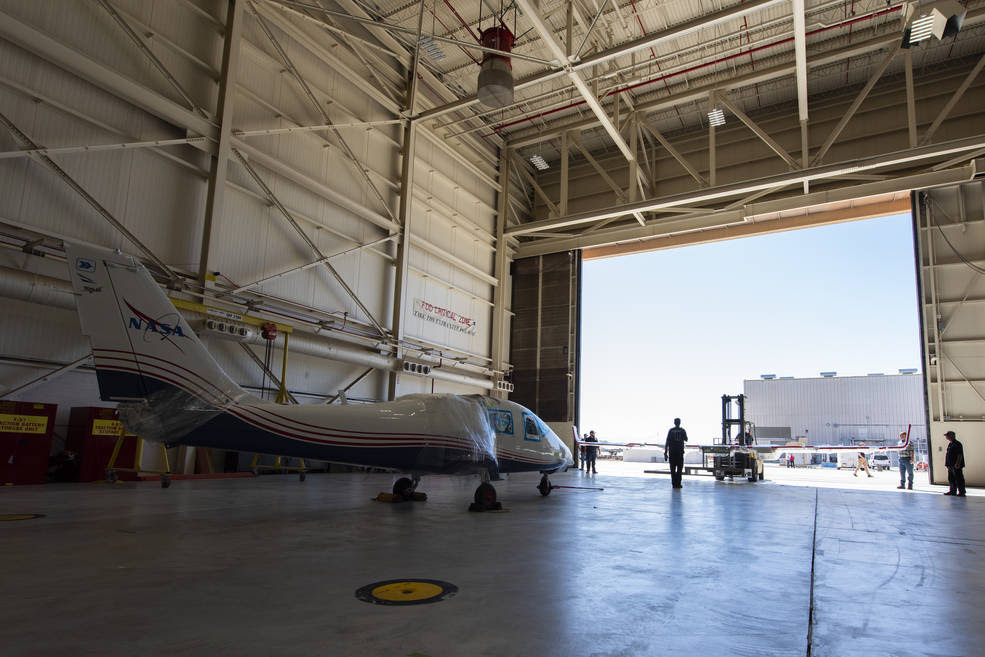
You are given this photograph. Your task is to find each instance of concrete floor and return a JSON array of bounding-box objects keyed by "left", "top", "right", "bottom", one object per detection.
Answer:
[{"left": 2, "top": 469, "right": 982, "bottom": 657}]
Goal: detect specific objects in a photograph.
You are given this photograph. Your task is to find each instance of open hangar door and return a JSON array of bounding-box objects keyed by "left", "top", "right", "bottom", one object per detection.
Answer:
[
  {"left": 915, "top": 180, "right": 985, "bottom": 487},
  {"left": 508, "top": 252, "right": 581, "bottom": 453}
]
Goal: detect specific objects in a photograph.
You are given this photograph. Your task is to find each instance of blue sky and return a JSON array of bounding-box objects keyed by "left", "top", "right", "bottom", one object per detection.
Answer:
[{"left": 580, "top": 213, "right": 923, "bottom": 443}]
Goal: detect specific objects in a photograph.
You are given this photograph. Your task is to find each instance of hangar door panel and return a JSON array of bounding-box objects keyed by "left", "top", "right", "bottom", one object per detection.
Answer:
[
  {"left": 914, "top": 181, "right": 985, "bottom": 487},
  {"left": 510, "top": 252, "right": 580, "bottom": 427}
]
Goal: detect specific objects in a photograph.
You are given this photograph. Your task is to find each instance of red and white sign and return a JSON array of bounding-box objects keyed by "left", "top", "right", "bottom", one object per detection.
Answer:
[{"left": 413, "top": 299, "right": 477, "bottom": 336}]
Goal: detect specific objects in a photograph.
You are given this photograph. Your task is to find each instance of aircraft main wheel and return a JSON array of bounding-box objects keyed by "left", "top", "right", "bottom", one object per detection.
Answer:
[
  {"left": 160, "top": 475, "right": 171, "bottom": 489},
  {"left": 393, "top": 477, "right": 415, "bottom": 500},
  {"left": 537, "top": 476, "right": 552, "bottom": 496},
  {"left": 474, "top": 482, "right": 497, "bottom": 507},
  {"left": 105, "top": 469, "right": 118, "bottom": 484}
]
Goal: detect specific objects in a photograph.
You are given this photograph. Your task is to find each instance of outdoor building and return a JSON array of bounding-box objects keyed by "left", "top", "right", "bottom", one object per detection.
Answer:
[{"left": 743, "top": 372, "right": 927, "bottom": 462}]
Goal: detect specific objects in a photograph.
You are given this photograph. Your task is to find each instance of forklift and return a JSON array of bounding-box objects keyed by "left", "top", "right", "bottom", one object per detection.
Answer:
[{"left": 711, "top": 394, "right": 764, "bottom": 482}]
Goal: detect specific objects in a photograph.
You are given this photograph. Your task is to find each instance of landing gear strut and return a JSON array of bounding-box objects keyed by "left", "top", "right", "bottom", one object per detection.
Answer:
[
  {"left": 537, "top": 474, "right": 552, "bottom": 496},
  {"left": 469, "top": 471, "right": 502, "bottom": 512}
]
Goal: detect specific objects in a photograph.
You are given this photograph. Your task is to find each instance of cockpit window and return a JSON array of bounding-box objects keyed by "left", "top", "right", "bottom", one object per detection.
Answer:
[
  {"left": 488, "top": 409, "right": 514, "bottom": 435},
  {"left": 523, "top": 414, "right": 541, "bottom": 442}
]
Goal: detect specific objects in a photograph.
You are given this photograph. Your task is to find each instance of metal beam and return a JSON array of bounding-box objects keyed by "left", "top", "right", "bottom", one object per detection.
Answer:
[
  {"left": 515, "top": 167, "right": 970, "bottom": 257},
  {"left": 509, "top": 135, "right": 985, "bottom": 236},
  {"left": 249, "top": 1, "right": 396, "bottom": 223},
  {"left": 920, "top": 51, "right": 985, "bottom": 146},
  {"left": 569, "top": 132, "right": 625, "bottom": 199},
  {"left": 491, "top": 148, "right": 511, "bottom": 395},
  {"left": 905, "top": 49, "right": 917, "bottom": 149},
  {"left": 324, "top": 368, "right": 375, "bottom": 404},
  {"left": 0, "top": 136, "right": 209, "bottom": 159},
  {"left": 232, "top": 148, "right": 389, "bottom": 337},
  {"left": 638, "top": 119, "right": 707, "bottom": 186},
  {"left": 716, "top": 94, "right": 799, "bottom": 169},
  {"left": 0, "top": 355, "right": 91, "bottom": 399},
  {"left": 199, "top": 0, "right": 244, "bottom": 288},
  {"left": 418, "top": 0, "right": 787, "bottom": 121},
  {"left": 0, "top": 111, "right": 179, "bottom": 282},
  {"left": 238, "top": 343, "right": 299, "bottom": 404},
  {"left": 512, "top": 151, "right": 560, "bottom": 217},
  {"left": 812, "top": 43, "right": 900, "bottom": 166},
  {"left": 792, "top": 0, "right": 808, "bottom": 123},
  {"left": 0, "top": 9, "right": 217, "bottom": 143},
  {"left": 514, "top": 0, "right": 635, "bottom": 164},
  {"left": 388, "top": 0, "right": 425, "bottom": 401}
]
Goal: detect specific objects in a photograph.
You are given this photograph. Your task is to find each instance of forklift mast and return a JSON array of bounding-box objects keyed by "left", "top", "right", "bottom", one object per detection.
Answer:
[{"left": 722, "top": 394, "right": 746, "bottom": 445}]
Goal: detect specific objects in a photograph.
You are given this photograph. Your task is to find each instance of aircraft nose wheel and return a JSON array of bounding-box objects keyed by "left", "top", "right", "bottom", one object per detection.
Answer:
[{"left": 537, "top": 474, "right": 552, "bottom": 496}]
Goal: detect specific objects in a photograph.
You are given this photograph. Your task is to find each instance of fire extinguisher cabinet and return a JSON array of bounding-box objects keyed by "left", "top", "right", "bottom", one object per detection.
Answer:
[{"left": 0, "top": 401, "right": 57, "bottom": 485}]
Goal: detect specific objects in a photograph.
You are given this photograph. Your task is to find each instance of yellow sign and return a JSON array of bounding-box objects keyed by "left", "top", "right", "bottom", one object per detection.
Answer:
[
  {"left": 92, "top": 419, "right": 123, "bottom": 437},
  {"left": 0, "top": 414, "right": 49, "bottom": 435}
]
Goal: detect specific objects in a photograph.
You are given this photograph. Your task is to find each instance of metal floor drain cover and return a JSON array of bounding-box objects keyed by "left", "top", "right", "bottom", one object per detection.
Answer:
[{"left": 355, "top": 579, "right": 458, "bottom": 606}]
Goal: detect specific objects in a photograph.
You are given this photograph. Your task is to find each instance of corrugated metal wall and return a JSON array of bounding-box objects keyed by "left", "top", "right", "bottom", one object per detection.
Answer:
[
  {"left": 914, "top": 181, "right": 985, "bottom": 487},
  {"left": 510, "top": 252, "right": 579, "bottom": 423},
  {"left": 0, "top": 0, "right": 504, "bottom": 434},
  {"left": 743, "top": 374, "right": 926, "bottom": 450}
]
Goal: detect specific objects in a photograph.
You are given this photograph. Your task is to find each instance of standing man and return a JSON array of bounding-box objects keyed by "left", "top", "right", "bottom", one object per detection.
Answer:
[
  {"left": 579, "top": 433, "right": 588, "bottom": 470},
  {"left": 583, "top": 430, "right": 599, "bottom": 474},
  {"left": 664, "top": 418, "right": 688, "bottom": 489},
  {"left": 897, "top": 431, "right": 915, "bottom": 490},
  {"left": 944, "top": 430, "right": 966, "bottom": 496}
]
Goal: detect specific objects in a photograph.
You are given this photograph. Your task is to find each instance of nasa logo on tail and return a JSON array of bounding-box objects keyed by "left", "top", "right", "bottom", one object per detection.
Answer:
[{"left": 123, "top": 299, "right": 188, "bottom": 352}]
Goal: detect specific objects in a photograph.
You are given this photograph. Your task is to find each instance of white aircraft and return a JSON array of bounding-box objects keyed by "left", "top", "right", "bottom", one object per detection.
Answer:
[{"left": 65, "top": 244, "right": 572, "bottom": 509}]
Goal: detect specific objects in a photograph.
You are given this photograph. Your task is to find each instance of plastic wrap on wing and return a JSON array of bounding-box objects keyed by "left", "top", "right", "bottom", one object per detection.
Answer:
[
  {"left": 116, "top": 386, "right": 223, "bottom": 443},
  {"left": 419, "top": 394, "right": 498, "bottom": 465}
]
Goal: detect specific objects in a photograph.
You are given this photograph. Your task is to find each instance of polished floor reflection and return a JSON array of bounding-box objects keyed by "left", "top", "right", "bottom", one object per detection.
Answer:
[{"left": 1, "top": 470, "right": 981, "bottom": 656}]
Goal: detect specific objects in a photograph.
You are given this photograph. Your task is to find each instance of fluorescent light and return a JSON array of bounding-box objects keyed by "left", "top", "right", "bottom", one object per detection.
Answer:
[
  {"left": 708, "top": 108, "right": 726, "bottom": 127},
  {"left": 909, "top": 14, "right": 936, "bottom": 42},
  {"left": 529, "top": 155, "right": 549, "bottom": 170},
  {"left": 418, "top": 35, "right": 446, "bottom": 61}
]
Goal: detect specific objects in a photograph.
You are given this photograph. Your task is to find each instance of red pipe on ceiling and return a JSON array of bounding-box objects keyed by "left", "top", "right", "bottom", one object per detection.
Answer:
[{"left": 492, "top": 5, "right": 902, "bottom": 133}]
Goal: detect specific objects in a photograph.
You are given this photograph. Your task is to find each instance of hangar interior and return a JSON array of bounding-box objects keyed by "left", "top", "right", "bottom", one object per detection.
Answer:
[{"left": 1, "top": 0, "right": 985, "bottom": 654}]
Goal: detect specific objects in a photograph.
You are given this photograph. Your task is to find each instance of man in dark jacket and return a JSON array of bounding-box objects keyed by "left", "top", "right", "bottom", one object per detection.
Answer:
[
  {"left": 944, "top": 430, "right": 966, "bottom": 496},
  {"left": 664, "top": 418, "right": 688, "bottom": 489},
  {"left": 583, "top": 430, "right": 599, "bottom": 474}
]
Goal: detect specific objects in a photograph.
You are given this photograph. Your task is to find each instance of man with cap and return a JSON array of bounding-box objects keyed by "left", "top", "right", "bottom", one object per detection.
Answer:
[
  {"left": 897, "top": 431, "right": 915, "bottom": 490},
  {"left": 583, "top": 430, "right": 600, "bottom": 474},
  {"left": 944, "top": 430, "right": 966, "bottom": 496},
  {"left": 664, "top": 418, "right": 688, "bottom": 489}
]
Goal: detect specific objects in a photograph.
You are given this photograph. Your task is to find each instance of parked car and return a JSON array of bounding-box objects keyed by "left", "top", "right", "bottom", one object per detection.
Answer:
[{"left": 870, "top": 454, "right": 892, "bottom": 471}]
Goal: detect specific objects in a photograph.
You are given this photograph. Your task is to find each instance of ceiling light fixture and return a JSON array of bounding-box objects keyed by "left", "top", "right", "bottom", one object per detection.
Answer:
[
  {"left": 708, "top": 108, "right": 726, "bottom": 127},
  {"left": 418, "top": 35, "right": 446, "bottom": 61},
  {"left": 529, "top": 155, "right": 549, "bottom": 170}
]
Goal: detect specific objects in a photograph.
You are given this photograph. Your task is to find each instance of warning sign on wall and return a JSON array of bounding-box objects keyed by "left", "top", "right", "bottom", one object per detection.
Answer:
[{"left": 0, "top": 414, "right": 49, "bottom": 435}]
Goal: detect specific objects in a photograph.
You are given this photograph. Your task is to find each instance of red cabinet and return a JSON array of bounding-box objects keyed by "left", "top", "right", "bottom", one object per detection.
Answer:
[
  {"left": 66, "top": 407, "right": 138, "bottom": 482},
  {"left": 0, "top": 401, "right": 57, "bottom": 485}
]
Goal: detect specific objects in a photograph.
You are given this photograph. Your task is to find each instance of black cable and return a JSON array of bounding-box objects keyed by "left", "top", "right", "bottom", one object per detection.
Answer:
[{"left": 928, "top": 197, "right": 985, "bottom": 275}]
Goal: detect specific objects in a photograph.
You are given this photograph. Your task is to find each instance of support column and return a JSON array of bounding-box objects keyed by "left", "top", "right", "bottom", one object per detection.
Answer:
[
  {"left": 491, "top": 147, "right": 512, "bottom": 399},
  {"left": 560, "top": 132, "right": 569, "bottom": 216},
  {"left": 387, "top": 0, "right": 426, "bottom": 400},
  {"left": 708, "top": 94, "right": 717, "bottom": 187},
  {"left": 198, "top": 0, "right": 243, "bottom": 289}
]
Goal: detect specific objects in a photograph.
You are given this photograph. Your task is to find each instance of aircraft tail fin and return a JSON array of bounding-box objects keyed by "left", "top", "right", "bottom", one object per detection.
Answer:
[{"left": 65, "top": 244, "right": 251, "bottom": 410}]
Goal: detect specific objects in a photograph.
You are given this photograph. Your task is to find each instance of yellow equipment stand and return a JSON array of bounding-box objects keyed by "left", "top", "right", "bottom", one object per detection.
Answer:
[
  {"left": 249, "top": 454, "right": 308, "bottom": 482},
  {"left": 106, "top": 434, "right": 173, "bottom": 488}
]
